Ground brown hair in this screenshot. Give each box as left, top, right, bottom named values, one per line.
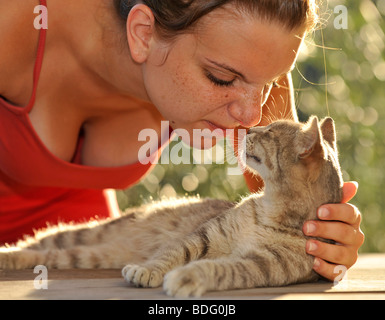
left=114, top=0, right=319, bottom=40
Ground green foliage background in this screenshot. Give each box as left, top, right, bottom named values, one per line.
left=117, top=0, right=385, bottom=253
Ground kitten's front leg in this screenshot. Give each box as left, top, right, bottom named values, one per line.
left=123, top=220, right=232, bottom=288
left=122, top=233, right=208, bottom=288
left=122, top=243, right=187, bottom=288
left=163, top=262, right=209, bottom=297
left=163, top=255, right=269, bottom=298
left=122, top=263, right=164, bottom=288
left=163, top=259, right=231, bottom=297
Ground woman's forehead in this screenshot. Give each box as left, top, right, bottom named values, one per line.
left=192, top=13, right=305, bottom=83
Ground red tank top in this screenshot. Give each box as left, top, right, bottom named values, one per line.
left=0, top=0, right=170, bottom=244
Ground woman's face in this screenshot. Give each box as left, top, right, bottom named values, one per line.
left=142, top=7, right=305, bottom=147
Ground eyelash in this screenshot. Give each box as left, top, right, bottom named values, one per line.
left=205, top=72, right=235, bottom=87
left=205, top=71, right=280, bottom=89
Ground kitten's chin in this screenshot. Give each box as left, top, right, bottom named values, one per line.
left=245, top=166, right=259, bottom=176
left=244, top=159, right=261, bottom=176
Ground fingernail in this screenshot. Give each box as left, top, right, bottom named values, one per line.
left=313, top=258, right=321, bottom=269
left=318, top=207, right=330, bottom=219
left=305, top=222, right=317, bottom=235
left=307, top=241, right=318, bottom=253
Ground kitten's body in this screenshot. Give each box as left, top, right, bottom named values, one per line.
left=0, top=117, right=343, bottom=297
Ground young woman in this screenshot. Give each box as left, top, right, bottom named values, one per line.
left=0, top=0, right=364, bottom=281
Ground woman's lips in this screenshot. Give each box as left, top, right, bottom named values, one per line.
left=204, top=120, right=236, bottom=132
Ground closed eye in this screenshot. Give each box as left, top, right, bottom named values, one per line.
left=246, top=153, right=262, bottom=163
left=264, top=125, right=274, bottom=134
left=205, top=72, right=236, bottom=87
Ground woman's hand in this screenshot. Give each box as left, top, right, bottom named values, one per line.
left=303, top=182, right=365, bottom=281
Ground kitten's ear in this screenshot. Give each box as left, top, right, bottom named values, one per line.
left=298, top=116, right=324, bottom=160
left=320, top=117, right=337, bottom=150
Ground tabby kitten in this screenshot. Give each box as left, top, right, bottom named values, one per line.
left=0, top=116, right=343, bottom=298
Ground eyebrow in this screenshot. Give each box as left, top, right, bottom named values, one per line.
left=205, top=58, right=248, bottom=82
left=206, top=58, right=296, bottom=83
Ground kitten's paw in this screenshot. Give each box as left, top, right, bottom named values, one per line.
left=163, top=266, right=206, bottom=298
left=122, top=264, right=163, bottom=288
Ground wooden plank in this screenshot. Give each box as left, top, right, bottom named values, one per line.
left=0, top=254, right=384, bottom=300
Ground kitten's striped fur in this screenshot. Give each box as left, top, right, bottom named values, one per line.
left=0, top=117, right=343, bottom=297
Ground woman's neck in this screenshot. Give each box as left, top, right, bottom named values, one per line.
left=52, top=0, right=150, bottom=102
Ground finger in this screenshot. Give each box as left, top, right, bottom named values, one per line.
left=312, top=258, right=348, bottom=282
left=341, top=181, right=358, bottom=203
left=303, top=221, right=357, bottom=245
left=306, top=240, right=357, bottom=268
left=317, top=203, right=361, bottom=227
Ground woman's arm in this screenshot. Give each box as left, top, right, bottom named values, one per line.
left=241, top=73, right=365, bottom=282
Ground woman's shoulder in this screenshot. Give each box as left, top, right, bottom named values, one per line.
left=0, top=0, right=40, bottom=100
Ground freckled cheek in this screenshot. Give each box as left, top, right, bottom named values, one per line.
left=172, top=72, right=228, bottom=115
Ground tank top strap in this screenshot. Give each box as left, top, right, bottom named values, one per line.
left=25, top=0, right=47, bottom=113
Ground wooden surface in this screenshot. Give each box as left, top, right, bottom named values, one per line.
left=1, top=254, right=384, bottom=300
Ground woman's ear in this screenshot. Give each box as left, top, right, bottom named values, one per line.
left=126, top=4, right=156, bottom=64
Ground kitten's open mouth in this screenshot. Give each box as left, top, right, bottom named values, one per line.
left=246, top=153, right=261, bottom=164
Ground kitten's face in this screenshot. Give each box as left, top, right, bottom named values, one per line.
left=243, top=117, right=340, bottom=186
left=244, top=120, right=302, bottom=181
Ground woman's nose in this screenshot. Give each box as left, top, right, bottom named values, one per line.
left=227, top=89, right=263, bottom=128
